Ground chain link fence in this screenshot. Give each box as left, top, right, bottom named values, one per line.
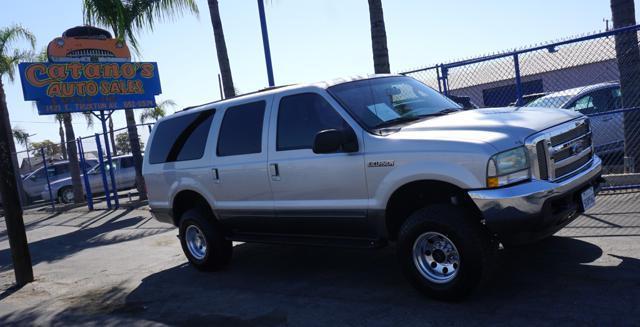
left=402, top=25, right=640, bottom=191
left=12, top=122, right=152, bottom=210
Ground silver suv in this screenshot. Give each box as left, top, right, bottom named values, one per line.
left=143, top=75, right=603, bottom=300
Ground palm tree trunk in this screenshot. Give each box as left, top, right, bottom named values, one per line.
left=0, top=78, right=33, bottom=285
left=62, top=113, right=84, bottom=203
left=59, top=122, right=67, bottom=160
left=207, top=0, right=236, bottom=98
left=368, top=0, right=391, bottom=74
left=109, top=117, right=117, bottom=156
left=125, top=109, right=147, bottom=200
left=612, top=0, right=640, bottom=173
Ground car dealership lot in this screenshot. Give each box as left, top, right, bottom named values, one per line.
left=0, top=191, right=639, bottom=326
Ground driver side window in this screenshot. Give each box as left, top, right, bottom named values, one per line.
left=276, top=93, right=349, bottom=151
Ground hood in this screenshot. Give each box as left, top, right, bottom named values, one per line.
left=395, top=107, right=582, bottom=151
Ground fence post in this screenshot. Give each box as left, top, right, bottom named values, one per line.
left=513, top=53, right=524, bottom=106
left=95, top=134, right=112, bottom=209
left=440, top=65, right=449, bottom=96
left=77, top=138, right=93, bottom=211
left=100, top=111, right=119, bottom=209
left=40, top=149, right=55, bottom=210
left=435, top=66, right=442, bottom=93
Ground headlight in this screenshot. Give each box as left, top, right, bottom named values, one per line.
left=56, top=38, right=64, bottom=46
left=116, top=41, right=124, bottom=48
left=486, top=146, right=530, bottom=188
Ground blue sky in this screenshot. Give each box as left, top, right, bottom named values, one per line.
left=2, top=0, right=637, bottom=149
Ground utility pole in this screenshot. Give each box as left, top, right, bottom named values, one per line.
left=257, top=0, right=275, bottom=87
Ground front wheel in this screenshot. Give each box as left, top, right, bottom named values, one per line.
left=398, top=204, right=496, bottom=301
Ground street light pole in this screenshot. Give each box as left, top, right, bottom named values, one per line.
left=257, top=0, right=275, bottom=87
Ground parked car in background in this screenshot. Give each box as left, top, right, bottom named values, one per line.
left=41, top=155, right=138, bottom=204
left=508, top=92, right=548, bottom=106
left=526, top=82, right=623, bottom=156
left=22, top=159, right=98, bottom=201
left=47, top=25, right=131, bottom=63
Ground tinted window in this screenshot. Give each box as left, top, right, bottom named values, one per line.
left=120, top=156, right=135, bottom=168
left=54, top=163, right=69, bottom=175
left=217, top=101, right=265, bottom=156
left=567, top=89, right=614, bottom=114
left=149, top=110, right=215, bottom=164
left=277, top=93, right=347, bottom=151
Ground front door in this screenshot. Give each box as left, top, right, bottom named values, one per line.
left=267, top=91, right=370, bottom=238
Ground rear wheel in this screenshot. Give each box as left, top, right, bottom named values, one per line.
left=398, top=204, right=496, bottom=301
left=178, top=208, right=232, bottom=271
left=58, top=186, right=75, bottom=204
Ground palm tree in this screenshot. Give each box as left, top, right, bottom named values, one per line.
left=207, top=0, right=236, bottom=98
left=611, top=0, right=640, bottom=173
left=0, top=24, right=34, bottom=285
left=83, top=0, right=198, bottom=200
left=12, top=128, right=32, bottom=170
left=140, top=99, right=176, bottom=123
left=54, top=114, right=67, bottom=160
left=367, top=0, right=390, bottom=74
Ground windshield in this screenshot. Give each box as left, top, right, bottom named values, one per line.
left=328, top=76, right=461, bottom=130
left=525, top=94, right=573, bottom=108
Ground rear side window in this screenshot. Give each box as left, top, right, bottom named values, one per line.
left=277, top=93, right=347, bottom=151
left=149, top=110, right=215, bottom=164
left=217, top=101, right=265, bottom=156
left=120, top=156, right=135, bottom=168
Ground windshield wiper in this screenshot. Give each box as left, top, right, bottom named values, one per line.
left=374, top=108, right=461, bottom=129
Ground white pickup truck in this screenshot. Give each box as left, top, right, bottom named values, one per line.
left=143, top=75, right=603, bottom=300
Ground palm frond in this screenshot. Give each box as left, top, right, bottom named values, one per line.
left=83, top=0, right=198, bottom=55
left=0, top=24, right=36, bottom=56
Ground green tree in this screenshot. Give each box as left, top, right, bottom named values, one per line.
left=207, top=0, right=236, bottom=98
left=0, top=24, right=35, bottom=285
left=611, top=0, right=640, bottom=172
left=83, top=0, right=199, bottom=200
left=139, top=99, right=176, bottom=123
left=12, top=128, right=30, bottom=149
left=368, top=0, right=390, bottom=74
left=30, top=140, right=62, bottom=158
left=116, top=132, right=144, bottom=154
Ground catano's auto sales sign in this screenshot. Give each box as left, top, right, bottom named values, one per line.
left=18, top=62, right=162, bottom=115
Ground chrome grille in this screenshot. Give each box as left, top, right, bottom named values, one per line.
left=67, top=49, right=115, bottom=58
left=527, top=118, right=593, bottom=182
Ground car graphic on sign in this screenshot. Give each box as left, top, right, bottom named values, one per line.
left=47, top=26, right=131, bottom=63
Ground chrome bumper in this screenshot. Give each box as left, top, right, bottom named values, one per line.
left=468, top=155, right=603, bottom=244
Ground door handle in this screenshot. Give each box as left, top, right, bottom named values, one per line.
left=269, top=163, right=281, bottom=181
left=212, top=168, right=220, bottom=184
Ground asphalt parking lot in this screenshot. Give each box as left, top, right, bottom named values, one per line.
left=0, top=190, right=639, bottom=326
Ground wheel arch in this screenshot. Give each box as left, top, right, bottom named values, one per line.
left=171, top=189, right=216, bottom=226
left=384, top=179, right=481, bottom=241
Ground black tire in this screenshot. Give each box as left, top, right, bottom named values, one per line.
left=178, top=208, right=232, bottom=271
left=397, top=204, right=496, bottom=301
left=58, top=186, right=75, bottom=204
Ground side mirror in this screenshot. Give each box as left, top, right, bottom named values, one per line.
left=313, top=129, right=358, bottom=154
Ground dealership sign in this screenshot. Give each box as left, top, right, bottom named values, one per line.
left=18, top=62, right=161, bottom=115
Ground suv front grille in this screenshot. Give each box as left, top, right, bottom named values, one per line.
left=529, top=118, right=593, bottom=182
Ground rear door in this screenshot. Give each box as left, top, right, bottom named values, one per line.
left=206, top=98, right=274, bottom=233
left=116, top=156, right=136, bottom=189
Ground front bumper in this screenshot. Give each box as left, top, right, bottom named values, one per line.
left=468, top=155, right=603, bottom=245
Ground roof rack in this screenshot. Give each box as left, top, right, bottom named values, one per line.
left=179, top=84, right=295, bottom=112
